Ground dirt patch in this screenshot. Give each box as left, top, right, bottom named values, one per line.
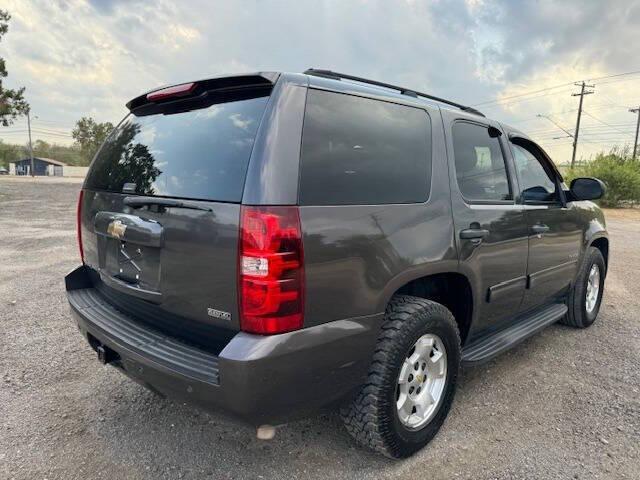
left=1, top=178, right=639, bottom=479
left=602, top=207, right=640, bottom=222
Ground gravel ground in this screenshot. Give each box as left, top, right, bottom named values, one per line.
left=1, top=178, right=638, bottom=480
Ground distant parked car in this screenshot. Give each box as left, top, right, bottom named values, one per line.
left=0, top=167, right=8, bottom=175
left=66, top=70, right=609, bottom=458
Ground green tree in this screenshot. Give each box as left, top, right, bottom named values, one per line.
left=566, top=147, right=640, bottom=207
left=89, top=122, right=160, bottom=195
left=71, top=116, right=114, bottom=163
left=0, top=139, right=85, bottom=169
left=31, top=139, right=83, bottom=166
left=0, top=10, right=29, bottom=127
left=0, top=139, right=22, bottom=168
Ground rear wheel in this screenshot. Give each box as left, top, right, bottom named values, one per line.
left=341, top=295, right=460, bottom=458
left=561, top=246, right=606, bottom=328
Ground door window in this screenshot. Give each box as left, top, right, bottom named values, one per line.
left=510, top=142, right=558, bottom=202
left=452, top=122, right=512, bottom=202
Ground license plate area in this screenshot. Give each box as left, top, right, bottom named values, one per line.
left=103, top=239, right=161, bottom=291
left=93, top=211, right=164, bottom=299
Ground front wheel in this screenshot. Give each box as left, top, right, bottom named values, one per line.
left=341, top=295, right=460, bottom=458
left=561, top=246, right=606, bottom=328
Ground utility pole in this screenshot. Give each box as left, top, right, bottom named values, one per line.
left=631, top=106, right=640, bottom=160
left=571, top=81, right=595, bottom=168
left=26, top=108, right=35, bottom=177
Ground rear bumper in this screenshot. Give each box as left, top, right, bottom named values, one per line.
left=65, top=266, right=383, bottom=424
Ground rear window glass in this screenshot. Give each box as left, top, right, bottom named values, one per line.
left=299, top=90, right=432, bottom=205
left=85, top=96, right=269, bottom=202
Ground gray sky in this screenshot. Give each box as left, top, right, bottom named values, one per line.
left=2, top=0, right=640, bottom=163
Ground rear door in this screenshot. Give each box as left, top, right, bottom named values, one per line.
left=80, top=77, right=274, bottom=347
left=506, top=136, right=582, bottom=311
left=443, top=112, right=530, bottom=341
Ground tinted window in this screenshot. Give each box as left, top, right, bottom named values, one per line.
left=511, top=142, right=558, bottom=201
left=85, top=96, right=269, bottom=202
left=299, top=90, right=431, bottom=205
left=452, top=122, right=511, bottom=201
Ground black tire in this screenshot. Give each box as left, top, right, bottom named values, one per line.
left=561, top=246, right=606, bottom=328
left=341, top=295, right=460, bottom=458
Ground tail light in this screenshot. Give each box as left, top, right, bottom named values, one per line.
left=239, top=206, right=304, bottom=334
left=76, top=189, right=85, bottom=263
left=147, top=82, right=196, bottom=102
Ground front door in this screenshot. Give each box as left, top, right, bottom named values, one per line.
left=444, top=113, right=530, bottom=342
left=507, top=137, right=583, bottom=311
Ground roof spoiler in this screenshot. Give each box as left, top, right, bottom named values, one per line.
left=304, top=68, right=485, bottom=117
left=126, top=72, right=279, bottom=112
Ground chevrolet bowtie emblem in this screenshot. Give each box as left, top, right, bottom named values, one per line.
left=107, top=219, right=127, bottom=239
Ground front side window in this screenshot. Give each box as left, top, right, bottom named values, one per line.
left=510, top=142, right=558, bottom=202
left=452, top=122, right=512, bottom=202
left=299, top=90, right=432, bottom=205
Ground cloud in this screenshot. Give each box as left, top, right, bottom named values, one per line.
left=1, top=0, right=638, bottom=162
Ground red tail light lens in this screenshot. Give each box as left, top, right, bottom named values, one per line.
left=239, top=206, right=304, bottom=334
left=77, top=189, right=85, bottom=263
left=146, top=82, right=196, bottom=102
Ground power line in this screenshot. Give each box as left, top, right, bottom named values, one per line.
left=32, top=118, right=75, bottom=126
left=598, top=95, right=631, bottom=109
left=582, top=110, right=634, bottom=137
left=473, top=82, right=575, bottom=106
left=475, top=87, right=575, bottom=109
left=586, top=69, right=640, bottom=83
left=29, top=124, right=72, bottom=132
left=536, top=114, right=574, bottom=138
left=528, top=124, right=639, bottom=136
left=472, top=69, right=640, bottom=107
left=31, top=128, right=72, bottom=136
left=2, top=127, right=72, bottom=137
left=592, top=76, right=640, bottom=87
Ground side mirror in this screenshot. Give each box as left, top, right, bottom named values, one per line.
left=570, top=177, right=606, bottom=201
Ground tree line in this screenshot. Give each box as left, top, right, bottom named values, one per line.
left=0, top=117, right=114, bottom=169
left=0, top=9, right=114, bottom=169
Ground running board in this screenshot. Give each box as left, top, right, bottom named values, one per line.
left=462, top=303, right=567, bottom=366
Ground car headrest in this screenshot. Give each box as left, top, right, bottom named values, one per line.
left=456, top=146, right=478, bottom=173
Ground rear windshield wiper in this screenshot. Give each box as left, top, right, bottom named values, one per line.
left=124, top=196, right=212, bottom=212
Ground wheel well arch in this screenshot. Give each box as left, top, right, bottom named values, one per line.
left=590, top=237, right=609, bottom=271
left=393, top=272, right=474, bottom=344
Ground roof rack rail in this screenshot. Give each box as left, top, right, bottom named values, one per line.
left=303, top=68, right=485, bottom=117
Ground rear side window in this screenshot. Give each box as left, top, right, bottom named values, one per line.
left=85, top=96, right=269, bottom=202
left=299, top=90, right=432, bottom=205
left=452, top=122, right=512, bottom=202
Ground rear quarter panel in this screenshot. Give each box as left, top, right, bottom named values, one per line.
left=299, top=105, right=459, bottom=326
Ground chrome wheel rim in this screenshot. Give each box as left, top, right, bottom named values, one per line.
left=396, top=334, right=447, bottom=430
left=585, top=264, right=601, bottom=314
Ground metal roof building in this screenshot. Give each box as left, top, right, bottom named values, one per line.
left=9, top=157, right=67, bottom=176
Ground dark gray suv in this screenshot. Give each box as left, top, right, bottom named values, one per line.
left=65, top=70, right=608, bottom=458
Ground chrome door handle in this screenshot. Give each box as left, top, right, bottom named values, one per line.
left=531, top=224, right=550, bottom=235
left=460, top=228, right=490, bottom=240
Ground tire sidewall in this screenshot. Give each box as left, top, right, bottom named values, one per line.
left=385, top=309, right=460, bottom=452
left=576, top=249, right=606, bottom=326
